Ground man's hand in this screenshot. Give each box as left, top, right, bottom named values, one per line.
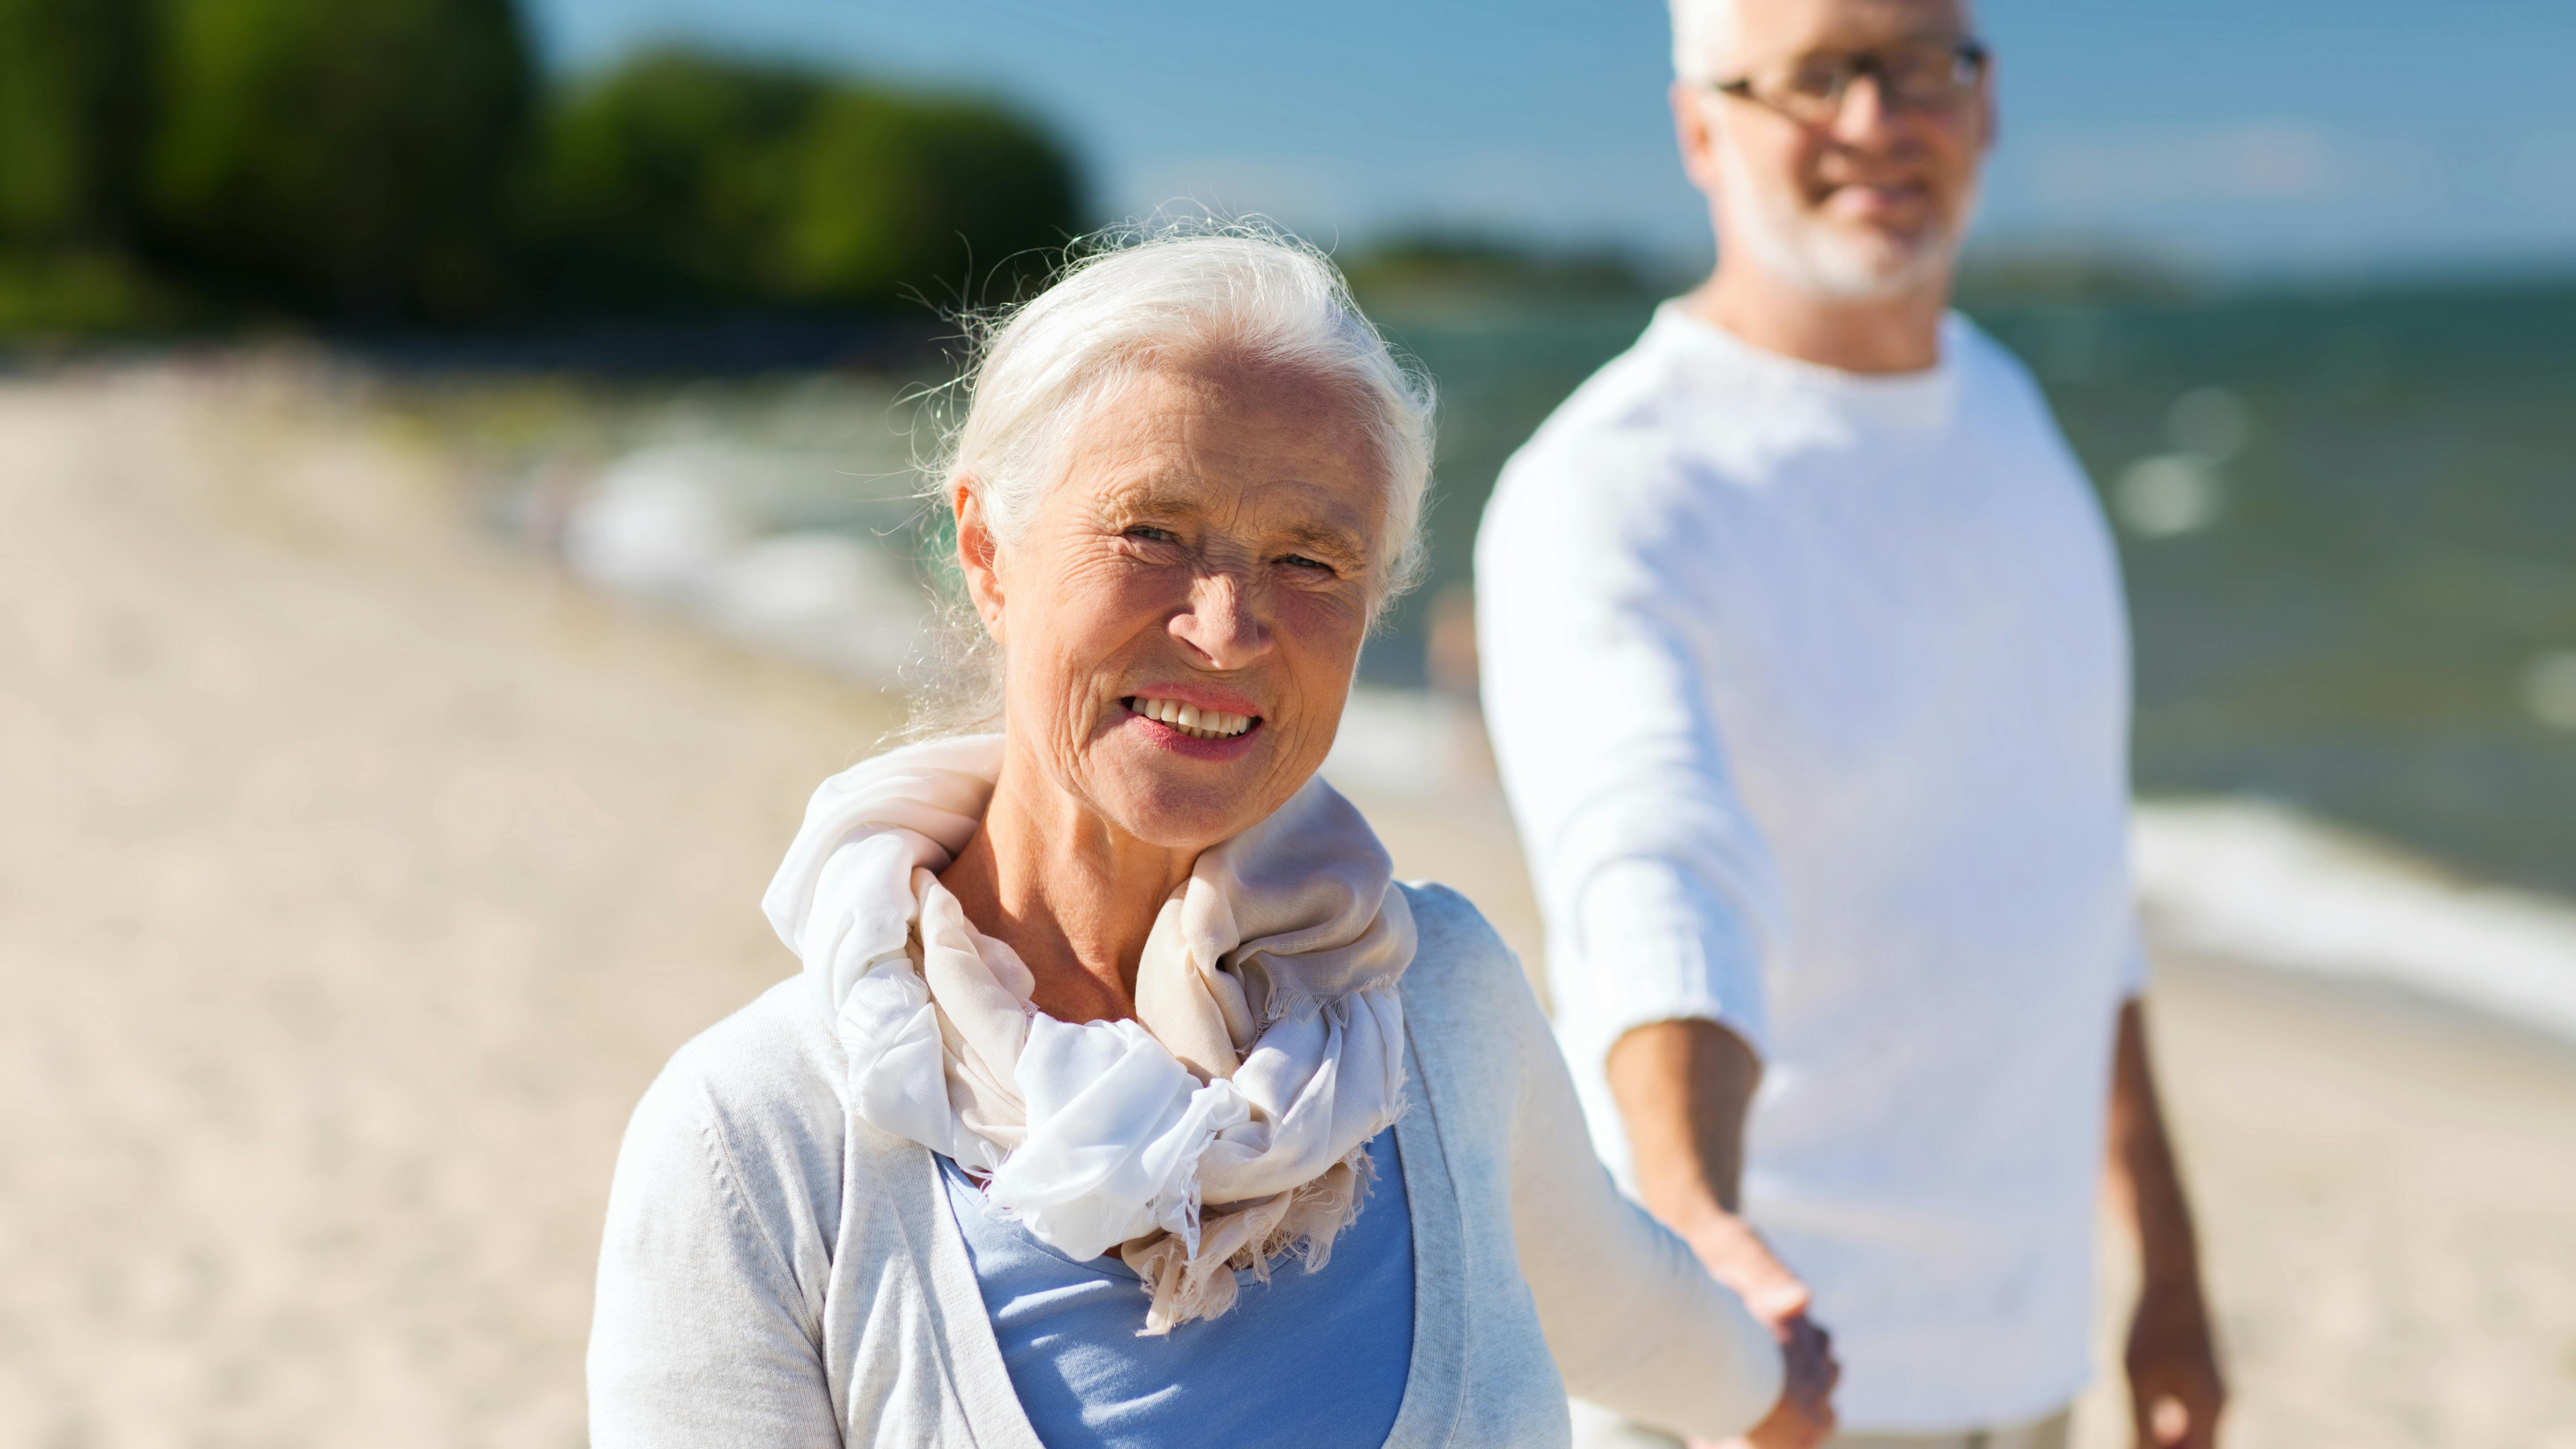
left=2106, top=1001, right=2225, bottom=1449
left=2125, top=1275, right=2224, bottom=1449
left=1681, top=1203, right=1812, bottom=1324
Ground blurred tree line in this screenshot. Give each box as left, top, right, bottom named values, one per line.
left=0, top=0, right=1081, bottom=332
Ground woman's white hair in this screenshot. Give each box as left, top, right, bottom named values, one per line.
left=907, top=219, right=1437, bottom=735
left=1670, top=0, right=1739, bottom=83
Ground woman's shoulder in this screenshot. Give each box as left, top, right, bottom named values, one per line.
left=652, top=975, right=844, bottom=1115
left=616, top=976, right=852, bottom=1225
left=594, top=979, right=881, bottom=1415
left=1395, top=880, right=1512, bottom=969
left=1393, top=880, right=1541, bottom=1034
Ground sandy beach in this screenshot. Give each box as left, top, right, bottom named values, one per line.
left=4, top=365, right=2572, bottom=1446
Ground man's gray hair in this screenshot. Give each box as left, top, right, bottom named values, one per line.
left=910, top=220, right=1436, bottom=734
left=1669, top=0, right=1739, bottom=83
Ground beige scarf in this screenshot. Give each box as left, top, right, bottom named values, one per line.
left=763, top=734, right=1415, bottom=1332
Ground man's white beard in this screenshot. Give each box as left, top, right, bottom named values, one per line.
left=1716, top=141, right=1977, bottom=302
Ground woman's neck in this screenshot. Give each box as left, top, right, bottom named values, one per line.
left=936, top=753, right=1196, bottom=1025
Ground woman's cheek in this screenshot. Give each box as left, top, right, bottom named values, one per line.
left=1036, top=559, right=1158, bottom=664
left=1276, top=584, right=1371, bottom=664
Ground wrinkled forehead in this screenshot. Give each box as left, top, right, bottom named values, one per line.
left=1708, top=0, right=1974, bottom=66
left=1051, top=353, right=1393, bottom=537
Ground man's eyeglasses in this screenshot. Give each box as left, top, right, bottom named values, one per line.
left=1710, top=38, right=1988, bottom=124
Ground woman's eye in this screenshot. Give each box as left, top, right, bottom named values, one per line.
left=1281, top=553, right=1335, bottom=573
left=1124, top=525, right=1179, bottom=545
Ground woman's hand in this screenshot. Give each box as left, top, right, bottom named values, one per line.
left=1693, top=1309, right=1837, bottom=1449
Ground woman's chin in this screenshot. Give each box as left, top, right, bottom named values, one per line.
left=1095, top=722, right=1297, bottom=847
left=1119, top=709, right=1265, bottom=765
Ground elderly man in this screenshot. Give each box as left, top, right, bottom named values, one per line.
left=1475, top=2, right=2226, bottom=1447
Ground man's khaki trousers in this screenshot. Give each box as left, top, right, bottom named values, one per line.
left=1826, top=1411, right=2071, bottom=1449
left=1569, top=1400, right=2072, bottom=1449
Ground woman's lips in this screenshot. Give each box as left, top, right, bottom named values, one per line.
left=1122, top=697, right=1263, bottom=758
left=1124, top=694, right=1257, bottom=740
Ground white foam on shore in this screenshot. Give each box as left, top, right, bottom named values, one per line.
left=2134, top=798, right=2576, bottom=1046
left=555, top=446, right=927, bottom=684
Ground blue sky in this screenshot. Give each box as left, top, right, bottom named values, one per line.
left=526, top=0, right=2576, bottom=279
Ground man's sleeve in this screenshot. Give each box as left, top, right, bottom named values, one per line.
left=1474, top=452, right=1785, bottom=1086
left=2119, top=888, right=2152, bottom=1000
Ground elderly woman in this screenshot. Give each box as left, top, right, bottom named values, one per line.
left=586, top=230, right=1789, bottom=1448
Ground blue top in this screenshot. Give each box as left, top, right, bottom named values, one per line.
left=937, top=1127, right=1415, bottom=1449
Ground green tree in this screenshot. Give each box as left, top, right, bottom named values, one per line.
left=535, top=49, right=1081, bottom=313
left=140, top=0, right=535, bottom=320
left=783, top=90, right=1078, bottom=307
left=532, top=50, right=827, bottom=307
left=0, top=0, right=153, bottom=247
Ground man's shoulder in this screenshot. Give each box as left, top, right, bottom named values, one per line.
left=1483, top=328, right=1723, bottom=551
left=1507, top=326, right=1707, bottom=484
left=1938, top=315, right=2106, bottom=514
left=1945, top=313, right=2063, bottom=421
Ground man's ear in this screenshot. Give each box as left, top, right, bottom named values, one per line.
left=952, top=479, right=1006, bottom=645
left=1670, top=80, right=1725, bottom=199
left=1979, top=51, right=2000, bottom=154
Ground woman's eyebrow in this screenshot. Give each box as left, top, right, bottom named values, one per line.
left=1275, top=520, right=1368, bottom=558
left=1096, top=477, right=1369, bottom=557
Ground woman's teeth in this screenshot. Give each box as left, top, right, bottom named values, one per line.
left=1128, top=697, right=1254, bottom=740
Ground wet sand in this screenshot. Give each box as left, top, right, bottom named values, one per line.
left=3, top=366, right=2570, bottom=1446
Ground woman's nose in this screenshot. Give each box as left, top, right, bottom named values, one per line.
left=1169, top=571, right=1271, bottom=669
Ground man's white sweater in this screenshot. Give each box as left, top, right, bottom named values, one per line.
left=1478, top=302, right=2144, bottom=1433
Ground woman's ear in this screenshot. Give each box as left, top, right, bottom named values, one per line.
left=952, top=479, right=1007, bottom=644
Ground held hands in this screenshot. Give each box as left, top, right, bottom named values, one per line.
left=1605, top=1020, right=1835, bottom=1449
left=2126, top=1275, right=2225, bottom=1449
left=1731, top=1312, right=1838, bottom=1449
left=1682, top=1212, right=1838, bottom=1449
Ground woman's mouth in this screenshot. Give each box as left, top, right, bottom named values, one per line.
left=1124, top=695, right=1258, bottom=741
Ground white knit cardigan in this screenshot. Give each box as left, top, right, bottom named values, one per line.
left=588, top=881, right=1784, bottom=1447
